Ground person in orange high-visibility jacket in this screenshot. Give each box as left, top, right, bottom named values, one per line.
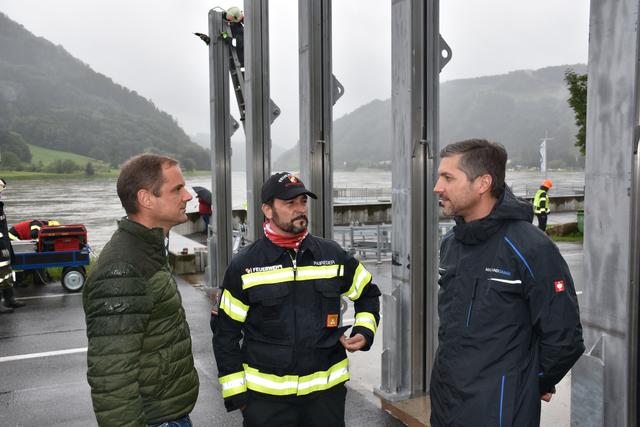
left=212, top=172, right=381, bottom=427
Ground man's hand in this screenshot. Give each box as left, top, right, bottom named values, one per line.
left=340, top=333, right=367, bottom=352
left=541, top=392, right=555, bottom=402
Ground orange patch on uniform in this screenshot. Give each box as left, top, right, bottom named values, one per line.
left=326, top=314, right=339, bottom=328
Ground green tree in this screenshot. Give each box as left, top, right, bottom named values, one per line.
left=85, top=162, right=95, bottom=176
left=0, top=151, right=21, bottom=170
left=564, top=69, right=587, bottom=155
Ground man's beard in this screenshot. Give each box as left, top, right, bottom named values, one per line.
left=272, top=211, right=308, bottom=234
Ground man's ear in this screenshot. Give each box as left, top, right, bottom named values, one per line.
left=477, top=174, right=493, bottom=195
left=137, top=189, right=153, bottom=211
left=261, top=203, right=273, bottom=220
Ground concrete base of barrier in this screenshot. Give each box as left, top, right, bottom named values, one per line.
left=380, top=395, right=431, bottom=427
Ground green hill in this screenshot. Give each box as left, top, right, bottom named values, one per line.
left=28, top=144, right=100, bottom=165
left=275, top=64, right=586, bottom=170
left=0, top=12, right=210, bottom=170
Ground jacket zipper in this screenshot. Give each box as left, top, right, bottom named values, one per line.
left=288, top=250, right=298, bottom=361
left=465, top=279, right=478, bottom=327
left=288, top=250, right=298, bottom=280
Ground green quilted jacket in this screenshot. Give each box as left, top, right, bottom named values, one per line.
left=83, top=219, right=199, bottom=426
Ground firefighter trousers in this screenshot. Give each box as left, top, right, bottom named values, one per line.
left=242, top=383, right=347, bottom=427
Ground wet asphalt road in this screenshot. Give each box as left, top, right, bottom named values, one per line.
left=0, top=275, right=403, bottom=427
left=0, top=236, right=583, bottom=427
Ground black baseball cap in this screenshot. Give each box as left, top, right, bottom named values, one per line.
left=261, top=172, right=317, bottom=203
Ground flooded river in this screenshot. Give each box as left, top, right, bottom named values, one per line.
left=1, top=170, right=584, bottom=253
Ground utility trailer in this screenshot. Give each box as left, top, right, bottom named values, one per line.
left=11, top=224, right=90, bottom=292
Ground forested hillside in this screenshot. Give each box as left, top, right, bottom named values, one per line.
left=275, top=64, right=587, bottom=170
left=0, top=13, right=210, bottom=170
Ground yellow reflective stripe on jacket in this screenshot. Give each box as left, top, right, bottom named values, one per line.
left=342, top=263, right=372, bottom=301
left=295, top=264, right=343, bottom=281
left=30, top=225, right=41, bottom=230
left=242, top=267, right=295, bottom=290
left=219, top=289, right=249, bottom=322
left=219, top=371, right=247, bottom=398
left=8, top=232, right=19, bottom=241
left=354, top=312, right=377, bottom=334
left=297, top=358, right=349, bottom=395
left=243, top=358, right=350, bottom=396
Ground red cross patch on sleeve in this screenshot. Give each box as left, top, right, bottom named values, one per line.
left=554, top=280, right=566, bottom=293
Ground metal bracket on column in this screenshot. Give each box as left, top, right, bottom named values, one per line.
left=230, top=116, right=240, bottom=136
left=270, top=99, right=281, bottom=124
left=332, top=74, right=344, bottom=105
left=439, top=35, right=452, bottom=71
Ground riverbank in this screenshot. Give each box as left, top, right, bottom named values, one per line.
left=0, top=169, right=215, bottom=180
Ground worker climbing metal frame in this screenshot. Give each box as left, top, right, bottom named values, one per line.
left=207, top=3, right=281, bottom=289
left=298, top=0, right=344, bottom=239
left=376, top=0, right=450, bottom=404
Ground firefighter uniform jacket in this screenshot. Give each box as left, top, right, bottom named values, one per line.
left=212, top=234, right=381, bottom=411
left=430, top=187, right=584, bottom=427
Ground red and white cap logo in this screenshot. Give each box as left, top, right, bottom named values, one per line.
left=554, top=280, right=566, bottom=293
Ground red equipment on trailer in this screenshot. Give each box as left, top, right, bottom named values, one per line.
left=11, top=224, right=91, bottom=292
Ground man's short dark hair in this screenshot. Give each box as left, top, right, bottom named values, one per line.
left=117, top=154, right=179, bottom=214
left=440, top=139, right=507, bottom=198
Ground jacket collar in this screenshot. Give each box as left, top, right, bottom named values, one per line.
left=260, top=232, right=320, bottom=263
left=118, top=217, right=166, bottom=249
left=453, top=186, right=533, bottom=245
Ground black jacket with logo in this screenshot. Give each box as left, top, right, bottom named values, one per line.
left=212, top=234, right=381, bottom=411
left=430, top=187, right=584, bottom=427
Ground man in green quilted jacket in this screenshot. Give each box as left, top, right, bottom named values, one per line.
left=83, top=154, right=199, bottom=427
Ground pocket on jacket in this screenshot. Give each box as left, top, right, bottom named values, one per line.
left=244, top=338, right=293, bottom=370
left=247, top=284, right=290, bottom=340
left=313, top=280, right=343, bottom=348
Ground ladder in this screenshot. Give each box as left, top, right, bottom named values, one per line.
left=221, top=21, right=247, bottom=125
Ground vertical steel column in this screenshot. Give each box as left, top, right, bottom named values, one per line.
left=377, top=0, right=445, bottom=400
left=244, top=0, right=272, bottom=241
left=207, top=10, right=234, bottom=288
left=299, top=0, right=333, bottom=238
left=629, top=7, right=640, bottom=422
left=571, top=1, right=638, bottom=425
left=630, top=117, right=640, bottom=427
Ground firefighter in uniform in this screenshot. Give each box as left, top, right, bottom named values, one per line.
left=8, top=219, right=59, bottom=241
left=533, top=179, right=552, bottom=231
left=212, top=172, right=381, bottom=427
left=0, top=179, right=25, bottom=312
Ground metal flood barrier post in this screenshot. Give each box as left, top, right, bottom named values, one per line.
left=377, top=0, right=450, bottom=402
left=299, top=0, right=343, bottom=239
left=571, top=1, right=640, bottom=425
left=207, top=10, right=234, bottom=290
left=244, top=0, right=278, bottom=243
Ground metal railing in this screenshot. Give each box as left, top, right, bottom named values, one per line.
left=509, top=183, right=585, bottom=197
left=333, top=184, right=584, bottom=203
left=334, top=224, right=392, bottom=263
left=333, top=187, right=392, bottom=203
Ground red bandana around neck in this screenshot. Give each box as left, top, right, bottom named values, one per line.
left=263, top=221, right=308, bottom=250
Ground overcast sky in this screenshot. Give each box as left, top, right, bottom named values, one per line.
left=0, top=0, right=590, bottom=148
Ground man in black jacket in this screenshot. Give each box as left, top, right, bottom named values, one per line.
left=212, top=172, right=381, bottom=427
left=430, top=139, right=584, bottom=427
